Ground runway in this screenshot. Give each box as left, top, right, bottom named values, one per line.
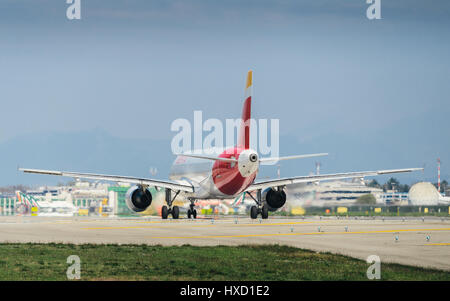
left=0, top=215, right=449, bottom=271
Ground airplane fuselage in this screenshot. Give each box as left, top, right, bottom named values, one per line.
left=170, top=147, right=259, bottom=199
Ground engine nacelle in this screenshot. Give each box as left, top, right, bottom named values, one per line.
left=262, top=188, right=286, bottom=212
left=125, top=185, right=153, bottom=212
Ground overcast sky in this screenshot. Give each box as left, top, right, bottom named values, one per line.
left=0, top=0, right=449, bottom=185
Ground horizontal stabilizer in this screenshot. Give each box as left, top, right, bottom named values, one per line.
left=175, top=154, right=238, bottom=163
left=260, top=153, right=328, bottom=163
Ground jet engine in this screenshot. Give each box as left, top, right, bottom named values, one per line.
left=262, top=188, right=286, bottom=211
left=125, top=185, right=152, bottom=212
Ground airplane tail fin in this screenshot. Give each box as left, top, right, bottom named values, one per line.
left=238, top=70, right=252, bottom=149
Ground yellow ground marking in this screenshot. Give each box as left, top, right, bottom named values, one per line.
left=229, top=221, right=319, bottom=226
left=83, top=221, right=321, bottom=230
left=425, top=243, right=450, bottom=246
left=39, top=220, right=111, bottom=225
left=133, top=220, right=173, bottom=224
left=84, top=226, right=168, bottom=230
left=150, top=228, right=450, bottom=239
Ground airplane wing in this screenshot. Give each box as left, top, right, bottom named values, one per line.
left=19, top=168, right=194, bottom=192
left=245, top=168, right=423, bottom=191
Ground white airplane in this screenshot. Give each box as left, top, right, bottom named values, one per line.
left=20, top=71, right=422, bottom=219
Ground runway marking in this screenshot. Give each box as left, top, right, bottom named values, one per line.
left=83, top=225, right=207, bottom=230
left=82, top=221, right=320, bottom=230
left=425, top=243, right=450, bottom=246
left=150, top=228, right=450, bottom=239
left=224, top=221, right=320, bottom=226
left=134, top=221, right=174, bottom=224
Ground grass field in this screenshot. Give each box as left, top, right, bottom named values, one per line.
left=0, top=243, right=448, bottom=280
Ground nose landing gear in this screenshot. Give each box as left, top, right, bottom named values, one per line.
left=248, top=189, right=269, bottom=219
left=187, top=199, right=197, bottom=219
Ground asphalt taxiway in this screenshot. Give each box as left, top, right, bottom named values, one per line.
left=0, top=215, right=449, bottom=271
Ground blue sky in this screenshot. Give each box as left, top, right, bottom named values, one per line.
left=0, top=0, right=449, bottom=185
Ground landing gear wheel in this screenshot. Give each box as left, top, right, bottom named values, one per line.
left=261, top=206, right=269, bottom=219
left=172, top=206, right=179, bottom=219
left=161, top=205, right=169, bottom=219
left=250, top=206, right=258, bottom=219
left=188, top=200, right=197, bottom=219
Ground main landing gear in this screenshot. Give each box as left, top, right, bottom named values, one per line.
left=161, top=189, right=181, bottom=219
left=187, top=199, right=197, bottom=219
left=248, top=189, right=269, bottom=219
